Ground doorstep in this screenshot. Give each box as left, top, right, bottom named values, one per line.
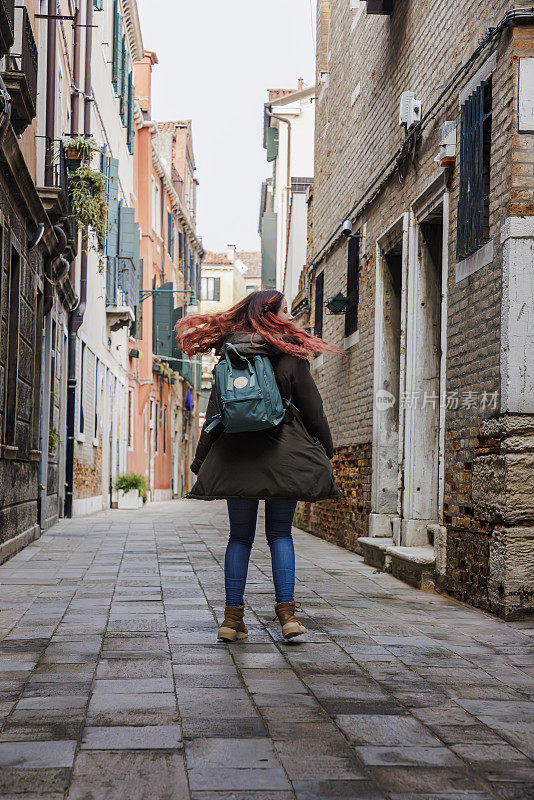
left=358, top=537, right=393, bottom=570
left=387, top=545, right=436, bottom=591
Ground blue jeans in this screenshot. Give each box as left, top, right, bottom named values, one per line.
left=225, top=499, right=297, bottom=605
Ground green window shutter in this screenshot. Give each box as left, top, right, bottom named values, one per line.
left=172, top=305, right=183, bottom=363
left=266, top=127, right=279, bottom=162
left=112, top=3, right=121, bottom=89
left=132, top=259, right=143, bottom=339
left=105, top=157, right=120, bottom=258
left=152, top=282, right=174, bottom=359
left=119, top=36, right=127, bottom=119
left=127, top=71, right=134, bottom=153
left=213, top=277, right=221, bottom=301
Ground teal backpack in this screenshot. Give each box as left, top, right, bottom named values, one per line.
left=205, top=343, right=289, bottom=433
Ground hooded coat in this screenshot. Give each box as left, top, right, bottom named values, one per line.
left=188, top=332, right=341, bottom=502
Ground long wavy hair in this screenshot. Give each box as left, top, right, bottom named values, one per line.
left=176, top=289, right=341, bottom=359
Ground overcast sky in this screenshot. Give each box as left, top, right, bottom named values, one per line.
left=137, top=0, right=316, bottom=254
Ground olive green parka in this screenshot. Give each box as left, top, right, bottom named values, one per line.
left=187, top=333, right=341, bottom=502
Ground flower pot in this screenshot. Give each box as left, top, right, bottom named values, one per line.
left=117, top=489, right=143, bottom=510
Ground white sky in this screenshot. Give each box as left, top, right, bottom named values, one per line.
left=137, top=0, right=316, bottom=254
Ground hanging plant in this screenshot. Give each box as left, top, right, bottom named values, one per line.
left=61, top=135, right=102, bottom=164
left=68, top=161, right=108, bottom=272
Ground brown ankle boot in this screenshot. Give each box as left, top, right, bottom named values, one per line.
left=274, top=601, right=306, bottom=640
left=217, top=605, right=248, bottom=642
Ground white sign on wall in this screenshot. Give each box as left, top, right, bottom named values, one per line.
left=519, top=58, right=534, bottom=133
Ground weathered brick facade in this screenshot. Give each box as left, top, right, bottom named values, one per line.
left=306, top=0, right=534, bottom=615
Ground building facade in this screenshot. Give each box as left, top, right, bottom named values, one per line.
left=259, top=82, right=315, bottom=304
left=298, top=0, right=534, bottom=616
left=128, top=53, right=202, bottom=500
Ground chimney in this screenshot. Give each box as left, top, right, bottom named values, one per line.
left=135, top=51, right=158, bottom=116
left=227, top=244, right=236, bottom=263
left=298, top=77, right=304, bottom=91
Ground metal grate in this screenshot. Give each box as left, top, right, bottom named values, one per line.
left=457, top=80, right=492, bottom=260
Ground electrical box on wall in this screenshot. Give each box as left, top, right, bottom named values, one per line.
left=399, top=91, right=422, bottom=129
left=435, top=120, right=457, bottom=167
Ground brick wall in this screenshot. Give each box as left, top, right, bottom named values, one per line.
left=295, top=442, right=372, bottom=550
left=308, top=0, right=529, bottom=608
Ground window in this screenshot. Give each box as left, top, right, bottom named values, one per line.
left=152, top=177, right=161, bottom=238
left=79, top=340, right=86, bottom=435
left=143, top=406, right=148, bottom=452
left=4, top=247, right=20, bottom=447
left=163, top=405, right=167, bottom=453
left=128, top=388, right=134, bottom=449
left=314, top=271, right=324, bottom=338
left=94, top=358, right=99, bottom=438
left=155, top=402, right=159, bottom=452
left=167, top=211, right=174, bottom=258
left=178, top=230, right=184, bottom=263
left=345, top=236, right=360, bottom=337
left=457, top=79, right=492, bottom=260
left=201, top=276, right=221, bottom=301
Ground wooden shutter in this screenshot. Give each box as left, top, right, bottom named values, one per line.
left=345, top=235, right=359, bottom=337
left=112, top=3, right=121, bottom=89
left=119, top=36, right=127, bottom=119
left=152, top=282, right=174, bottom=359
left=132, top=259, right=143, bottom=339
left=213, top=277, right=221, bottom=302
left=127, top=71, right=134, bottom=153
left=314, top=271, right=324, bottom=338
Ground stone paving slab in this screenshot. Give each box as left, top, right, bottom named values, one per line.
left=0, top=500, right=533, bottom=799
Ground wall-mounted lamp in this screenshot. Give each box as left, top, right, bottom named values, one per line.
left=325, top=292, right=349, bottom=315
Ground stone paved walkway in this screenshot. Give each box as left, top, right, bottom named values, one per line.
left=0, top=500, right=533, bottom=800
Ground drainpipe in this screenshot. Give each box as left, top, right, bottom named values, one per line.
left=65, top=0, right=93, bottom=518
left=44, top=0, right=56, bottom=187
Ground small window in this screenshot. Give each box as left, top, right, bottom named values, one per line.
left=167, top=212, right=174, bottom=258
left=201, top=276, right=221, bottom=301
left=79, top=341, right=86, bottom=435
left=4, top=247, right=20, bottom=447
left=345, top=236, right=360, bottom=337
left=314, top=271, right=324, bottom=338
left=155, top=402, right=159, bottom=452
left=457, top=79, right=492, bottom=259
left=128, top=388, right=134, bottom=449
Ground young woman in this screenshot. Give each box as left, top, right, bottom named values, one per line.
left=177, top=289, right=341, bottom=642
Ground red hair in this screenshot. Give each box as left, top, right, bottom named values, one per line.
left=176, top=289, right=342, bottom=359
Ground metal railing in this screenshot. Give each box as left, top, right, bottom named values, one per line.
left=0, top=0, right=15, bottom=58
left=53, top=142, right=78, bottom=246
left=10, top=5, right=37, bottom=107
left=106, top=256, right=138, bottom=313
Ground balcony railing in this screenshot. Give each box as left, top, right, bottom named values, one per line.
left=106, top=256, right=138, bottom=314
left=0, top=0, right=14, bottom=58
left=54, top=142, right=78, bottom=250
left=171, top=164, right=184, bottom=204
left=3, top=5, right=37, bottom=134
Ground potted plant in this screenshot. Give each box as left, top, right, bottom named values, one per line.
left=114, top=473, right=147, bottom=510
left=62, top=135, right=101, bottom=167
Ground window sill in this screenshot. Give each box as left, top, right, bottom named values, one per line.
left=29, top=449, right=41, bottom=462
left=343, top=330, right=360, bottom=350
left=76, top=433, right=85, bottom=443
left=1, top=445, right=18, bottom=460
left=455, top=239, right=494, bottom=283
left=92, top=437, right=99, bottom=447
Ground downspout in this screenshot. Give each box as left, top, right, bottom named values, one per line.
left=42, top=0, right=57, bottom=316
left=65, top=0, right=93, bottom=518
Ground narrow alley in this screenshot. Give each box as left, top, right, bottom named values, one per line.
left=0, top=501, right=532, bottom=800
